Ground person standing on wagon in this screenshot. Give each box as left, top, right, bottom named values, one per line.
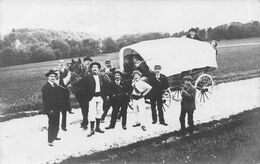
left=41, top=70, right=63, bottom=146
left=179, top=75, right=196, bottom=135
left=149, top=65, right=169, bottom=126
left=184, top=28, right=203, bottom=41
left=131, top=70, right=152, bottom=131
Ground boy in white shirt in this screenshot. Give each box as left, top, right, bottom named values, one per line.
left=131, top=70, right=152, bottom=131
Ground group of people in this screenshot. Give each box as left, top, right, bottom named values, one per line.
left=41, top=29, right=202, bottom=146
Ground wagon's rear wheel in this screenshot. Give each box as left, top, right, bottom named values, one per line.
left=195, top=74, right=214, bottom=105
left=162, top=88, right=172, bottom=109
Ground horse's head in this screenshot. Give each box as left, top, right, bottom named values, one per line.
left=67, top=58, right=85, bottom=86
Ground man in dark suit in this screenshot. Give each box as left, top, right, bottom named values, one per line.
left=105, top=70, right=133, bottom=130
left=57, top=60, right=73, bottom=132
left=100, top=59, right=115, bottom=122
left=41, top=70, right=62, bottom=146
left=149, top=65, right=169, bottom=126
left=85, top=62, right=111, bottom=137
left=180, top=75, right=196, bottom=135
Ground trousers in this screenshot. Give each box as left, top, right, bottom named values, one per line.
left=132, top=97, right=146, bottom=125
left=89, top=96, right=103, bottom=121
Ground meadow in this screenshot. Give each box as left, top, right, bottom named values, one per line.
left=0, top=37, right=260, bottom=121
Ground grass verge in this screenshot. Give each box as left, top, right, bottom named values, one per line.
left=59, top=107, right=260, bottom=164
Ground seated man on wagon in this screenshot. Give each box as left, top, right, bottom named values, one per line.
left=132, top=56, right=152, bottom=82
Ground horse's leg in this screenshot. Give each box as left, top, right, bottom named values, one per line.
left=75, top=93, right=87, bottom=129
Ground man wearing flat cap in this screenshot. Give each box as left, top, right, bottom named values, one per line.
left=179, top=75, right=196, bottom=135
left=105, top=70, right=133, bottom=130
left=84, top=62, right=111, bottom=137
left=41, top=70, right=63, bottom=146
left=149, top=65, right=169, bottom=126
left=101, top=59, right=116, bottom=74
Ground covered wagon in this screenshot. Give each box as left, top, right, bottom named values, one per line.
left=119, top=37, right=218, bottom=106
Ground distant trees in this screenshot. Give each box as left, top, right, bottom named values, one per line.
left=172, top=21, right=260, bottom=41
left=0, top=21, right=259, bottom=67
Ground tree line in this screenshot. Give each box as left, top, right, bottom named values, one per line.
left=0, top=21, right=259, bottom=67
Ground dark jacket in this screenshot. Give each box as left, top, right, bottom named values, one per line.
left=181, top=85, right=196, bottom=111
left=110, top=80, right=133, bottom=105
left=149, top=73, right=169, bottom=98
left=84, top=73, right=112, bottom=101
left=41, top=82, right=63, bottom=115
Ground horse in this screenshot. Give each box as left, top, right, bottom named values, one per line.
left=67, top=58, right=90, bottom=129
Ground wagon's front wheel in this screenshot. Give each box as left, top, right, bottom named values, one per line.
left=162, top=88, right=172, bottom=110
left=195, top=74, right=214, bottom=105
left=171, top=87, right=182, bottom=102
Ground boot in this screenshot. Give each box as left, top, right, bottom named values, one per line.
left=95, top=118, right=104, bottom=133
left=87, top=121, right=95, bottom=137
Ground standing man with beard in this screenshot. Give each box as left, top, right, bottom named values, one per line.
left=149, top=65, right=169, bottom=126
left=86, top=62, right=111, bottom=137
left=105, top=70, right=133, bottom=130
left=41, top=70, right=62, bottom=146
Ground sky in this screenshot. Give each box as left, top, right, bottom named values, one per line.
left=0, top=0, right=260, bottom=39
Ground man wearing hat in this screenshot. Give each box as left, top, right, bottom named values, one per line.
left=179, top=75, right=196, bottom=135
left=149, top=65, right=169, bottom=126
left=131, top=70, right=152, bottom=131
left=41, top=70, right=63, bottom=146
left=101, top=59, right=116, bottom=74
left=105, top=70, right=133, bottom=130
left=85, top=62, right=111, bottom=137
left=185, top=28, right=203, bottom=41
left=57, top=60, right=73, bottom=132
left=100, top=59, right=115, bottom=122
left=83, top=56, right=93, bottom=72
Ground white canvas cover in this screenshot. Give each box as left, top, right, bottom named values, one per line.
left=119, top=37, right=218, bottom=77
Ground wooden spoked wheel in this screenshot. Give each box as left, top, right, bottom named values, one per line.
left=162, top=88, right=172, bottom=109
left=195, top=74, right=214, bottom=105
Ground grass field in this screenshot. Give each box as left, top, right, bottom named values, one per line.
left=0, top=37, right=260, bottom=121
left=59, top=107, right=260, bottom=164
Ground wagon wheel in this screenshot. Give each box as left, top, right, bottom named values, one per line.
left=195, top=74, right=214, bottom=105
left=162, top=88, right=172, bottom=110
left=171, top=87, right=182, bottom=102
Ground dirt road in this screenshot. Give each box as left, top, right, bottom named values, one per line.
left=0, top=78, right=259, bottom=164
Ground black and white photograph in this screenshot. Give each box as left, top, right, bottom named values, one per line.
left=0, top=0, right=260, bottom=163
